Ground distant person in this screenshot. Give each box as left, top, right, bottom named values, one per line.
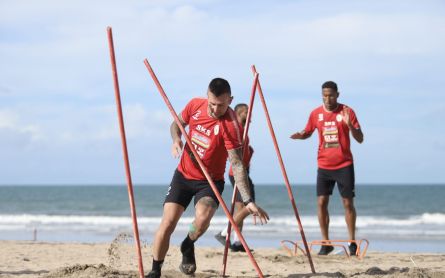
left=214, top=103, right=256, bottom=252
left=147, top=78, right=269, bottom=278
left=290, top=81, right=363, bottom=256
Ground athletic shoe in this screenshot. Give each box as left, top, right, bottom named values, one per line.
left=145, top=270, right=160, bottom=278
left=230, top=243, right=253, bottom=253
left=214, top=232, right=228, bottom=247
left=179, top=244, right=196, bottom=275
left=349, top=242, right=357, bottom=256
left=318, top=245, right=334, bottom=255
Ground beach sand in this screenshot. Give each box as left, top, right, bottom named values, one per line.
left=0, top=238, right=444, bottom=278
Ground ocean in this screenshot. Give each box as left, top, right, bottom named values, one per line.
left=0, top=185, right=444, bottom=253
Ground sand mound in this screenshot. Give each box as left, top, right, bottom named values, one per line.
left=42, top=264, right=138, bottom=278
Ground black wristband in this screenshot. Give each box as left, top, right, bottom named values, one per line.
left=243, top=198, right=253, bottom=206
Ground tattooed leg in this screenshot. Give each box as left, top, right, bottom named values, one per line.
left=189, top=196, right=218, bottom=240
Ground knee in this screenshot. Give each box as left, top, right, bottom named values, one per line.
left=342, top=198, right=355, bottom=211
left=317, top=196, right=329, bottom=209
left=158, top=219, right=177, bottom=235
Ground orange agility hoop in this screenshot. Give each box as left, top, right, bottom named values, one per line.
left=280, top=238, right=370, bottom=260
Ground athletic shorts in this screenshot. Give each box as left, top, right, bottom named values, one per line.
left=317, top=164, right=355, bottom=198
left=228, top=175, right=255, bottom=203
left=164, top=169, right=225, bottom=209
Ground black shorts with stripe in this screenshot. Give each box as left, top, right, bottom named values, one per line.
left=317, top=164, right=355, bottom=198
left=164, top=169, right=224, bottom=209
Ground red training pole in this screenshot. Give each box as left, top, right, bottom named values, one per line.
left=221, top=73, right=259, bottom=276
left=144, top=59, right=264, bottom=278
left=107, top=26, right=145, bottom=278
left=251, top=65, right=316, bottom=273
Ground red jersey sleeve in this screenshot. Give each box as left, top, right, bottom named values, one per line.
left=303, top=110, right=317, bottom=135
left=348, top=107, right=361, bottom=130
left=180, top=98, right=197, bottom=125
left=222, top=110, right=243, bottom=151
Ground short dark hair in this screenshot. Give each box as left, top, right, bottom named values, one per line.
left=234, top=103, right=248, bottom=112
left=208, top=78, right=231, bottom=97
left=322, top=81, right=338, bottom=92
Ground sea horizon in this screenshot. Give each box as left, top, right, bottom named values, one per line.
left=1, top=185, right=444, bottom=253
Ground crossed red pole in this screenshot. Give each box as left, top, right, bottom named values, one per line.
left=106, top=27, right=145, bottom=278
left=221, top=73, right=258, bottom=276
left=251, top=65, right=316, bottom=273
left=143, top=59, right=265, bottom=278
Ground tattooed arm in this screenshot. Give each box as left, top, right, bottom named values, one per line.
left=228, top=148, right=269, bottom=224
left=170, top=114, right=187, bottom=158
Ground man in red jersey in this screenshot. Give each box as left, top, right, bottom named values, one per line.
left=214, top=103, right=256, bottom=252
left=290, top=81, right=363, bottom=256
left=147, top=78, right=269, bottom=278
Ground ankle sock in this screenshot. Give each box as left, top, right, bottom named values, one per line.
left=152, top=259, right=164, bottom=272
left=181, top=234, right=196, bottom=254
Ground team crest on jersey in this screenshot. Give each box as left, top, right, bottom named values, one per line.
left=336, top=114, right=343, bottom=122
left=214, top=124, right=220, bottom=135
left=192, top=110, right=201, bottom=120
left=318, top=113, right=323, bottom=121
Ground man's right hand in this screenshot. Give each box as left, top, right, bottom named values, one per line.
left=246, top=202, right=269, bottom=225
left=171, top=139, right=183, bottom=158
left=290, top=132, right=305, bottom=139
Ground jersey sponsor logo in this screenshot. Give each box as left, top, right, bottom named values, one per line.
left=191, top=131, right=210, bottom=148
left=214, top=124, right=220, bottom=135
left=322, top=125, right=339, bottom=148
left=336, top=114, right=343, bottom=122
left=318, top=113, right=323, bottom=121
left=192, top=110, right=201, bottom=120
left=191, top=130, right=210, bottom=158
left=196, top=124, right=211, bottom=136
left=166, top=186, right=171, bottom=196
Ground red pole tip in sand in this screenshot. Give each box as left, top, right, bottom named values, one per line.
left=107, top=26, right=145, bottom=278
left=251, top=65, right=316, bottom=274
left=143, top=59, right=264, bottom=278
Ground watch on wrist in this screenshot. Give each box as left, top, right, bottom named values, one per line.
left=243, top=198, right=253, bottom=206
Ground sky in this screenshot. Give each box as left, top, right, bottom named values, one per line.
left=0, top=0, right=444, bottom=185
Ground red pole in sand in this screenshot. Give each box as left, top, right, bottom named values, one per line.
left=221, top=73, right=258, bottom=276
left=251, top=65, right=316, bottom=274
left=144, top=59, right=264, bottom=278
left=107, top=27, right=145, bottom=278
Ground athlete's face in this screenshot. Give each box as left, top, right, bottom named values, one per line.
left=207, top=91, right=233, bottom=119
left=322, top=88, right=339, bottom=111
left=236, top=106, right=248, bottom=127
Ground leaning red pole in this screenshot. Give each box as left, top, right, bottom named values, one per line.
left=144, top=59, right=264, bottom=278
left=252, top=65, right=316, bottom=273
left=222, top=73, right=259, bottom=276
left=107, top=27, right=145, bottom=278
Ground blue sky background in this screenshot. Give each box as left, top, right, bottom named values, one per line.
left=1, top=0, right=444, bottom=185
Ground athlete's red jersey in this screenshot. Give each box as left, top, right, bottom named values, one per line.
left=304, top=104, right=361, bottom=170
left=178, top=98, right=243, bottom=180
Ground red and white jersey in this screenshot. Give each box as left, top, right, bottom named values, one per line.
left=304, top=104, right=361, bottom=170
left=178, top=98, right=243, bottom=181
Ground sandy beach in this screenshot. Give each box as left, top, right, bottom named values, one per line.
left=0, top=238, right=444, bottom=278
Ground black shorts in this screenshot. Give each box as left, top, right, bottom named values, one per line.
left=228, top=175, right=255, bottom=203
left=317, top=164, right=355, bottom=198
left=164, top=169, right=225, bottom=209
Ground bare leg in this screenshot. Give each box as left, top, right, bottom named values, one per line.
left=232, top=202, right=250, bottom=243
left=152, top=203, right=184, bottom=261
left=189, top=196, right=218, bottom=240
left=342, top=197, right=356, bottom=240
left=317, top=195, right=330, bottom=240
